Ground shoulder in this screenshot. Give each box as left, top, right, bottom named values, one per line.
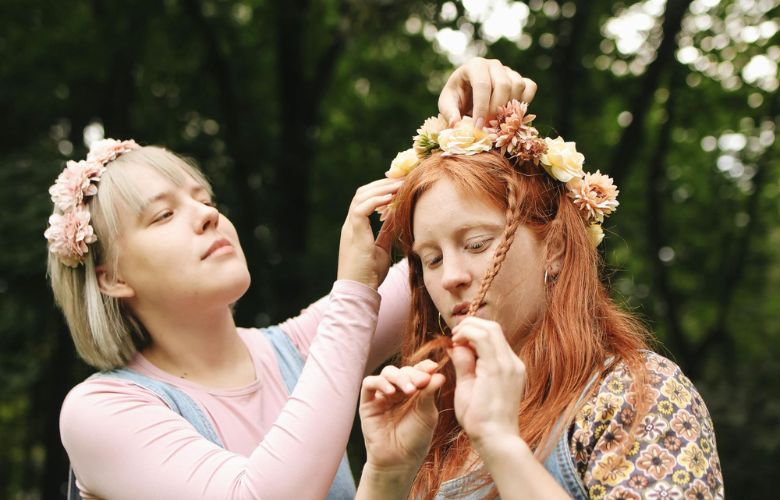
left=571, top=351, right=724, bottom=498
left=60, top=374, right=171, bottom=453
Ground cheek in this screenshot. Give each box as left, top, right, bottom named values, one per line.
left=422, top=271, right=443, bottom=307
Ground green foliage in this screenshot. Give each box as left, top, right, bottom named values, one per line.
left=1, top=0, right=777, bottom=497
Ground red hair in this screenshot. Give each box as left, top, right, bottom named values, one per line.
left=389, top=151, right=650, bottom=498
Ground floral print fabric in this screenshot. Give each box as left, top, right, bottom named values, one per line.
left=571, top=352, right=724, bottom=499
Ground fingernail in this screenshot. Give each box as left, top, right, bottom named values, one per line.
left=475, top=117, right=485, bottom=129
left=404, top=383, right=416, bottom=393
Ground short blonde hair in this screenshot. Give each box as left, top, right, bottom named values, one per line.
left=47, top=146, right=213, bottom=370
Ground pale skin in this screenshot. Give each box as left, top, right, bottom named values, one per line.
left=94, top=57, right=536, bottom=390
left=356, top=179, right=571, bottom=499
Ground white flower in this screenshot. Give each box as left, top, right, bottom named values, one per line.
left=540, top=136, right=585, bottom=182
left=587, top=223, right=605, bottom=248
left=386, top=148, right=420, bottom=178
left=437, top=117, right=493, bottom=156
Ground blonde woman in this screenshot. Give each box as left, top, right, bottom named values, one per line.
left=355, top=104, right=724, bottom=499
left=48, top=60, right=538, bottom=499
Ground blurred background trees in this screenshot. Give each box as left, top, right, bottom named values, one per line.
left=0, top=0, right=777, bottom=497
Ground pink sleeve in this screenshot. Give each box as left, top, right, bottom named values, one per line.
left=61, top=281, right=380, bottom=500
left=280, top=259, right=411, bottom=371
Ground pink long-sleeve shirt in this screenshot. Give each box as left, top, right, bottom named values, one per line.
left=60, top=261, right=410, bottom=499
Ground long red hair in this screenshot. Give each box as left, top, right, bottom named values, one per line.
left=389, top=151, right=650, bottom=498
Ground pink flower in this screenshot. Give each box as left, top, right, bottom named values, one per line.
left=567, top=170, right=619, bottom=223
left=48, top=160, right=105, bottom=211
left=44, top=209, right=97, bottom=267
left=487, top=100, right=542, bottom=160
left=86, top=138, right=140, bottom=166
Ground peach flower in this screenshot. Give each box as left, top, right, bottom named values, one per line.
left=567, top=170, right=619, bottom=223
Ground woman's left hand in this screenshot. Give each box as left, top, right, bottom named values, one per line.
left=337, top=178, right=403, bottom=289
left=450, top=316, right=526, bottom=451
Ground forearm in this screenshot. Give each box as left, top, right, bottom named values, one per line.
left=356, top=463, right=420, bottom=500
left=477, top=436, right=570, bottom=500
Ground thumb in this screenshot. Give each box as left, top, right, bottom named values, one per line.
left=416, top=373, right=445, bottom=416
left=449, top=345, right=476, bottom=382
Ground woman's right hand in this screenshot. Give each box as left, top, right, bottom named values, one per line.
left=337, top=178, right=402, bottom=289
left=359, top=360, right=445, bottom=470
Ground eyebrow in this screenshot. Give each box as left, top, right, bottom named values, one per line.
left=138, top=185, right=210, bottom=216
left=411, top=221, right=504, bottom=253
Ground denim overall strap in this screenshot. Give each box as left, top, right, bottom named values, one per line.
left=542, top=360, right=613, bottom=500
left=261, top=326, right=357, bottom=500
left=67, top=367, right=225, bottom=500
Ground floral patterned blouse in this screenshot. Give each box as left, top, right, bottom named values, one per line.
left=571, top=351, right=724, bottom=499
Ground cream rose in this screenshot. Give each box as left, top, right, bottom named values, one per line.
left=540, top=136, right=585, bottom=182
left=386, top=148, right=420, bottom=178
left=587, top=223, right=605, bottom=248
left=437, top=117, right=493, bottom=156
left=413, top=115, right=448, bottom=156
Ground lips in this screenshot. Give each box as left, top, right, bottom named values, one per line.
left=202, top=238, right=232, bottom=259
left=451, top=301, right=486, bottom=317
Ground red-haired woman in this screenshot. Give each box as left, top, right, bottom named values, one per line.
left=355, top=108, right=724, bottom=499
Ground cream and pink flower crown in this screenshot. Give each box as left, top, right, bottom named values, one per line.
left=44, top=138, right=140, bottom=267
left=381, top=100, right=619, bottom=247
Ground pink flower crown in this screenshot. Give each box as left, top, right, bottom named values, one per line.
left=44, top=139, right=140, bottom=267
left=381, top=100, right=619, bottom=247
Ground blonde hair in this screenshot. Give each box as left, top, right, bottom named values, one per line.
left=47, top=146, right=213, bottom=370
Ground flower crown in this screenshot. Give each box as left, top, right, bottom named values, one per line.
left=44, top=138, right=140, bottom=267
left=382, top=100, right=619, bottom=247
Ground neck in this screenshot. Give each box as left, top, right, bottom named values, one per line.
left=135, top=300, right=254, bottom=389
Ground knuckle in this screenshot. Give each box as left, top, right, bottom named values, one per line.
left=381, top=365, right=399, bottom=377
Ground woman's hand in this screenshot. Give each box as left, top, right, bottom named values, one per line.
left=337, top=178, right=402, bottom=289
left=438, top=58, right=538, bottom=127
left=359, top=360, right=445, bottom=470
left=449, top=316, right=526, bottom=452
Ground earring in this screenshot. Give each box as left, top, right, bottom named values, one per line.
left=438, top=312, right=449, bottom=335
left=544, top=270, right=549, bottom=284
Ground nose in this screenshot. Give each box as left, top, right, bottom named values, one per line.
left=195, top=202, right=220, bottom=233
left=440, top=253, right=472, bottom=293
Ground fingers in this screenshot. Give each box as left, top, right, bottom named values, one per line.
left=451, top=316, right=526, bottom=381
left=438, top=57, right=538, bottom=129
left=463, top=60, right=492, bottom=129
left=451, top=316, right=503, bottom=363
left=349, top=178, right=403, bottom=218
left=487, top=60, right=512, bottom=120
left=438, top=67, right=465, bottom=126
left=449, top=344, right=477, bottom=382
left=380, top=364, right=433, bottom=395
left=415, top=372, right=446, bottom=415
left=520, top=76, right=538, bottom=104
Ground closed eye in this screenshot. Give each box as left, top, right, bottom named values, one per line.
left=466, top=238, right=493, bottom=252
left=153, top=210, right=173, bottom=223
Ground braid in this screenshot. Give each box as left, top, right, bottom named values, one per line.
left=467, top=174, right=522, bottom=315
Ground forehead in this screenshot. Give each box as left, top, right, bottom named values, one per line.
left=103, top=159, right=211, bottom=214
left=412, top=178, right=505, bottom=239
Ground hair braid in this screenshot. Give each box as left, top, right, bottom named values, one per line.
left=467, top=173, right=522, bottom=315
